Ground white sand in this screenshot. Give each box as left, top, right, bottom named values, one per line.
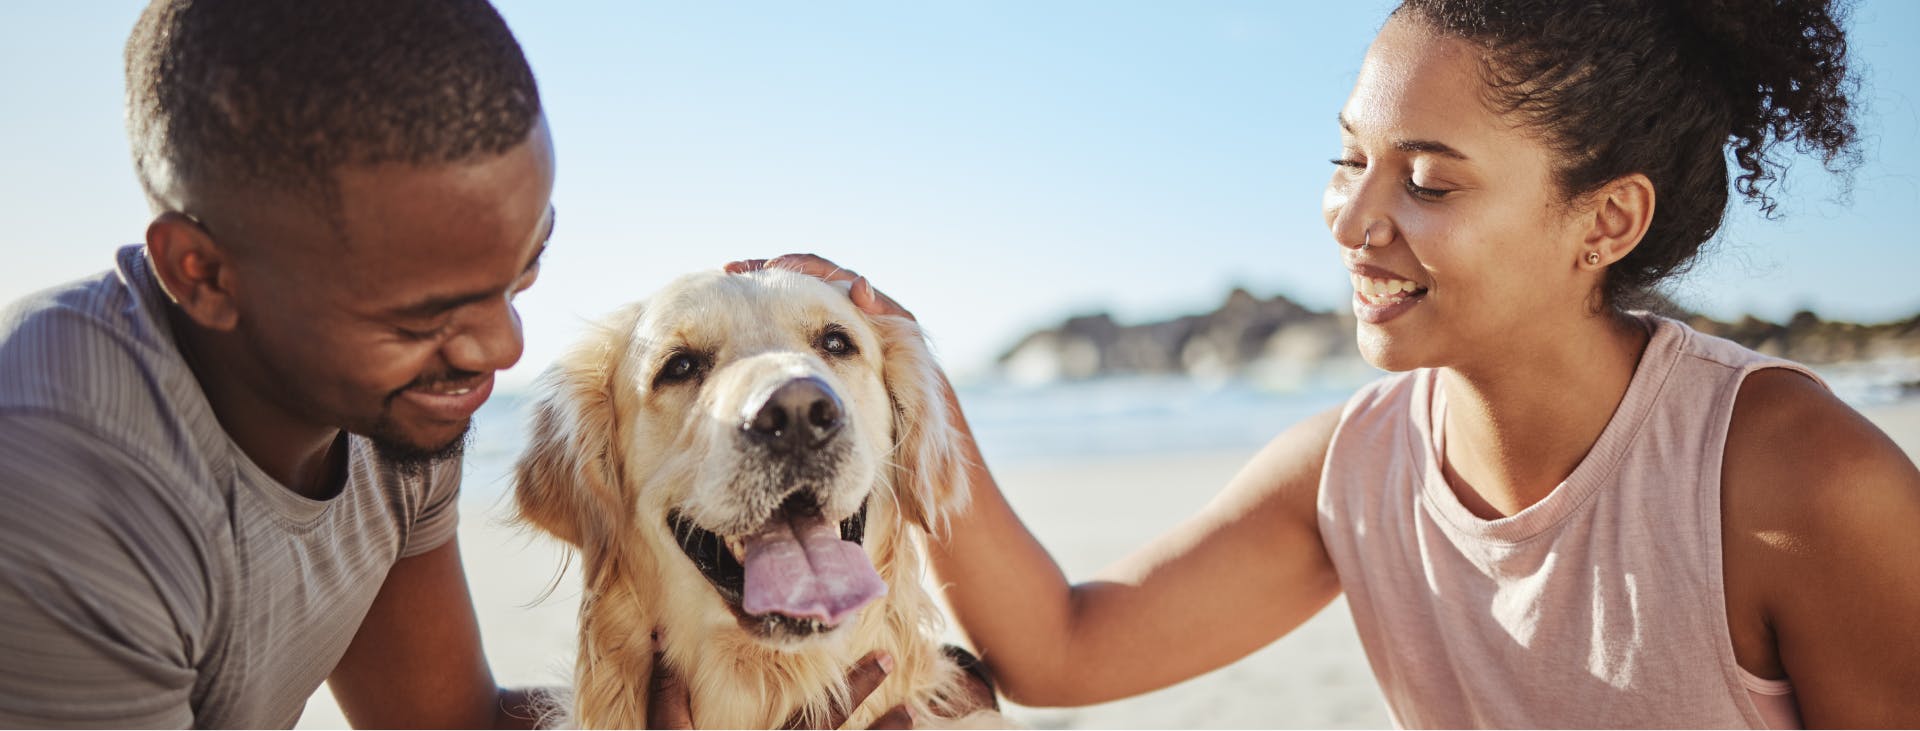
left=298, top=400, right=1920, bottom=729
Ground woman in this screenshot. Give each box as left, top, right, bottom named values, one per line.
left=745, top=0, right=1919, bottom=726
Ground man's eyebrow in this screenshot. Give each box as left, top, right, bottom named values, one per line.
left=387, top=207, right=555, bottom=320
left=389, top=290, right=493, bottom=321
left=1337, top=113, right=1471, bottom=160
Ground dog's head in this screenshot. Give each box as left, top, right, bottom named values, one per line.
left=514, top=268, right=968, bottom=648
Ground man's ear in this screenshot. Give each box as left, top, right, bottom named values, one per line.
left=145, top=212, right=241, bottom=331
left=1580, top=172, right=1656, bottom=268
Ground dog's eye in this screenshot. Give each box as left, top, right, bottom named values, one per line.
left=655, top=352, right=707, bottom=386
left=817, top=329, right=858, bottom=358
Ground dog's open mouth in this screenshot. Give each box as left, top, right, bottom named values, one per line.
left=668, top=495, right=882, bottom=638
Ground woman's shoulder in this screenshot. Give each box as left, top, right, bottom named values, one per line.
left=1722, top=367, right=1920, bottom=604
left=1723, top=369, right=1918, bottom=531
left=1723, top=368, right=1912, bottom=505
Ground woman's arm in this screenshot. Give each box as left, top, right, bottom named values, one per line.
left=1723, top=369, right=1920, bottom=727
left=930, top=396, right=1344, bottom=706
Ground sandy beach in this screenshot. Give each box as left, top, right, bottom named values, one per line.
left=297, top=399, right=1920, bottom=729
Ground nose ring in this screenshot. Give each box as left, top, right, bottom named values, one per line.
left=1360, top=229, right=1372, bottom=252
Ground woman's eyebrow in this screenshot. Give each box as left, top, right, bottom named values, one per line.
left=1338, top=113, right=1471, bottom=160
left=1394, top=139, right=1469, bottom=160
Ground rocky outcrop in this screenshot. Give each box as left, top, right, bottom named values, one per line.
left=995, top=288, right=1363, bottom=388
left=994, top=290, right=1920, bottom=386
left=1681, top=310, right=1920, bottom=364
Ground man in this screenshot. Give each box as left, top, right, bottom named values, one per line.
left=0, top=1, right=553, bottom=726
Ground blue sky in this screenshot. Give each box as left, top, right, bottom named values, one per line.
left=3, top=2, right=1916, bottom=388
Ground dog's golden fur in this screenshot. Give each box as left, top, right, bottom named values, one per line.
left=513, top=269, right=993, bottom=728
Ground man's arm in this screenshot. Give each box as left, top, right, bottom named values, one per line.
left=0, top=414, right=199, bottom=728
left=327, top=538, right=546, bottom=729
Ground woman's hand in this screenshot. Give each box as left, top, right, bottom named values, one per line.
left=724, top=254, right=914, bottom=321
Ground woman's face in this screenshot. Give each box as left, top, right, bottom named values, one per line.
left=1323, top=15, right=1595, bottom=373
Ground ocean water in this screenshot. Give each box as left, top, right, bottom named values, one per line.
left=457, top=362, right=1919, bottom=506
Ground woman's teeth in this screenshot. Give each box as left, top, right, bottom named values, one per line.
left=1351, top=273, right=1425, bottom=304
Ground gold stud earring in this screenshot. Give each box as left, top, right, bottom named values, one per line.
left=1585, top=251, right=1601, bottom=266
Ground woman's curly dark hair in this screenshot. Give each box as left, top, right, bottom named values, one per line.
left=1394, top=0, right=1861, bottom=311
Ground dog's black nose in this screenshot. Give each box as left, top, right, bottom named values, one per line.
left=746, top=377, right=843, bottom=452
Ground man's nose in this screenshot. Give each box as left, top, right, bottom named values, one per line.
left=444, top=298, right=524, bottom=374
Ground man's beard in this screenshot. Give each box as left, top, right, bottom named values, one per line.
left=364, top=367, right=487, bottom=477
left=366, top=414, right=472, bottom=479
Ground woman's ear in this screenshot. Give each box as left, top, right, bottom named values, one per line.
left=145, top=212, right=241, bottom=331
left=870, top=313, right=971, bottom=535
left=513, top=303, right=645, bottom=547
left=1581, top=172, right=1656, bottom=268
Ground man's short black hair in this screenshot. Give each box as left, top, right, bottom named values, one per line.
left=125, top=0, right=542, bottom=208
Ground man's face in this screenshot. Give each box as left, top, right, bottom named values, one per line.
left=213, top=120, right=557, bottom=463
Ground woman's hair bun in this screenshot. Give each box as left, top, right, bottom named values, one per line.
left=1675, top=0, right=1860, bottom=212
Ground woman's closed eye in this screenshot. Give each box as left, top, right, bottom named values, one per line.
left=1331, top=158, right=1455, bottom=201
left=1404, top=178, right=1454, bottom=201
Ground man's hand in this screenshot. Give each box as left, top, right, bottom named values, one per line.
left=725, top=254, right=914, bottom=321
left=645, top=649, right=911, bottom=729
left=943, top=645, right=1000, bottom=716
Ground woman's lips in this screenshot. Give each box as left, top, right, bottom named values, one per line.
left=1351, top=289, right=1427, bottom=325
left=1348, top=267, right=1429, bottom=325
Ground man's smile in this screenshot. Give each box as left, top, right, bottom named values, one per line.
left=396, top=371, right=495, bottom=422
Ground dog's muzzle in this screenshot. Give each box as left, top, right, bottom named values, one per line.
left=669, top=496, right=875, bottom=640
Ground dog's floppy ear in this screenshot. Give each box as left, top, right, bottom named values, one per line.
left=513, top=303, right=645, bottom=547
left=871, top=313, right=972, bottom=534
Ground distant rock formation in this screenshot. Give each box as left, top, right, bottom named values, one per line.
left=1681, top=310, right=1920, bottom=364
left=995, top=288, right=1367, bottom=389
left=993, top=288, right=1920, bottom=387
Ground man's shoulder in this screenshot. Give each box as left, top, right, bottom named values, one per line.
left=0, top=411, right=221, bottom=625
left=0, top=251, right=211, bottom=455
left=2, top=257, right=150, bottom=381
left=0, top=254, right=234, bottom=540
left=0, top=410, right=192, bottom=521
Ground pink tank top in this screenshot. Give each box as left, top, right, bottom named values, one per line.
left=1318, top=316, right=1806, bottom=729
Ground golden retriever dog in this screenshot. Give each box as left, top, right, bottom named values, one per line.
left=513, top=268, right=999, bottom=728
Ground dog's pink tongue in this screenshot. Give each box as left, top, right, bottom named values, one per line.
left=740, top=511, right=886, bottom=626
